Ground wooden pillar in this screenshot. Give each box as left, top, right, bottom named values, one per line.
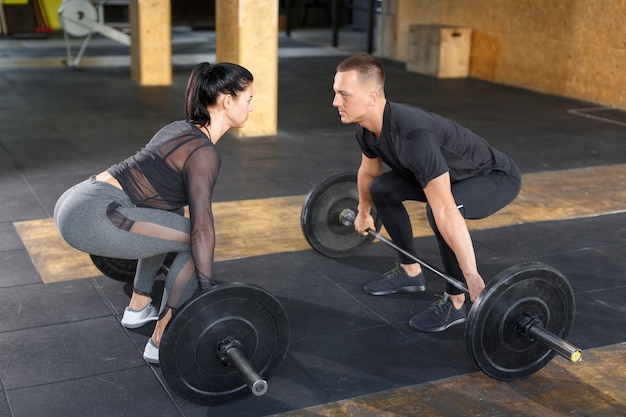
left=215, top=0, right=278, bottom=137
left=128, top=0, right=172, bottom=86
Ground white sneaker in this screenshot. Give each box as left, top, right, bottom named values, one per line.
left=121, top=300, right=158, bottom=329
left=143, top=338, right=159, bottom=364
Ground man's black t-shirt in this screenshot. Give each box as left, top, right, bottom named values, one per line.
left=356, top=101, right=511, bottom=187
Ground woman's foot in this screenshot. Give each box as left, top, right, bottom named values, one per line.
left=143, top=338, right=159, bottom=364
left=121, top=299, right=158, bottom=328
left=143, top=309, right=173, bottom=364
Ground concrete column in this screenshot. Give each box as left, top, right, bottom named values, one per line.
left=215, top=0, right=278, bottom=137
left=128, top=0, right=172, bottom=86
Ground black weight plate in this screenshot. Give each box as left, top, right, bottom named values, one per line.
left=90, top=253, right=176, bottom=281
left=301, top=172, right=382, bottom=258
left=90, top=254, right=137, bottom=282
left=160, top=283, right=290, bottom=405
left=465, top=262, right=575, bottom=381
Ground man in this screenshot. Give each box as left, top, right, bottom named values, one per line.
left=332, top=54, right=521, bottom=332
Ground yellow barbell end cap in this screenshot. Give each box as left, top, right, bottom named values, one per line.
left=571, top=350, right=583, bottom=363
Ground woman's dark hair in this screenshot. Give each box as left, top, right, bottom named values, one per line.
left=185, top=62, right=253, bottom=125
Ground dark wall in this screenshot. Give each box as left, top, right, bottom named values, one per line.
left=171, top=0, right=216, bottom=29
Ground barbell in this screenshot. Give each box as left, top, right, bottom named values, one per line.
left=300, top=172, right=583, bottom=380
left=92, top=263, right=289, bottom=405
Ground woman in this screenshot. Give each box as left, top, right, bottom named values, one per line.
left=54, top=62, right=253, bottom=363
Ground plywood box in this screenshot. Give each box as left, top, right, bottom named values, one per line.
left=407, top=24, right=471, bottom=78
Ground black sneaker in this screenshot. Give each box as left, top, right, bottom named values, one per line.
left=364, top=263, right=426, bottom=296
left=409, top=294, right=467, bottom=332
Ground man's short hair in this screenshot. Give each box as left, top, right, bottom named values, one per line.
left=337, top=54, right=385, bottom=88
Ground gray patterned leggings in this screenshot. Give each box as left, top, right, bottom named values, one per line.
left=54, top=177, right=197, bottom=312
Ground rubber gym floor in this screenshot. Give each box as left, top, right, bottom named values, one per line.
left=1, top=29, right=625, bottom=417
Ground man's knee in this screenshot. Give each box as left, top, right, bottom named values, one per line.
left=425, top=205, right=437, bottom=230
left=369, top=176, right=387, bottom=204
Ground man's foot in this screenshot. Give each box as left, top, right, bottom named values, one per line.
left=364, top=263, right=426, bottom=296
left=121, top=300, right=158, bottom=329
left=409, top=294, right=467, bottom=332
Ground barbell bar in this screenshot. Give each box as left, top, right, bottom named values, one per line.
left=338, top=208, right=468, bottom=293
left=216, top=336, right=268, bottom=396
